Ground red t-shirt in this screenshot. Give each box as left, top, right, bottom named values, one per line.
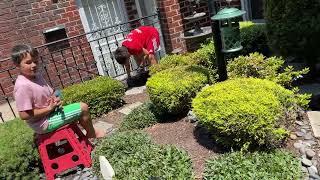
left=122, top=26, right=160, bottom=55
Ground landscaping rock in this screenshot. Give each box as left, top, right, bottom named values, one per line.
left=300, top=147, right=306, bottom=155
left=294, top=142, right=304, bottom=149
left=296, top=131, right=305, bottom=137
left=290, top=134, right=297, bottom=140
left=305, top=140, right=317, bottom=146
left=302, top=166, right=309, bottom=173
left=301, top=129, right=307, bottom=134
left=309, top=174, right=320, bottom=180
left=306, top=149, right=316, bottom=159
left=304, top=133, right=314, bottom=140
left=302, top=158, right=313, bottom=167
left=125, top=86, right=146, bottom=95
left=312, top=160, right=318, bottom=166
left=302, top=125, right=311, bottom=130
left=296, top=121, right=305, bottom=126
left=187, top=110, right=197, bottom=123
left=308, top=166, right=318, bottom=175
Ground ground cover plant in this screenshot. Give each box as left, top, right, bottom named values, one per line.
left=203, top=150, right=302, bottom=180
left=119, top=102, right=159, bottom=131
left=147, top=66, right=211, bottom=114
left=192, top=78, right=308, bottom=148
left=227, top=53, right=309, bottom=88
left=0, top=119, right=40, bottom=179
left=93, top=131, right=193, bottom=179
left=63, top=76, right=125, bottom=118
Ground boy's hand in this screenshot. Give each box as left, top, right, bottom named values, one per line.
left=47, top=97, right=62, bottom=111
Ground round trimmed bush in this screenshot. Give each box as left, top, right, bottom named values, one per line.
left=119, top=102, right=159, bottom=131
left=192, top=78, right=296, bottom=148
left=63, top=76, right=125, bottom=118
left=147, top=66, right=211, bottom=114
left=0, top=119, right=40, bottom=179
left=149, top=54, right=197, bottom=75
left=93, top=131, right=193, bottom=179
left=204, top=150, right=302, bottom=180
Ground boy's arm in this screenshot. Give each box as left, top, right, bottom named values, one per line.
left=19, top=97, right=61, bottom=121
left=19, top=107, right=53, bottom=121
left=142, top=48, right=157, bottom=65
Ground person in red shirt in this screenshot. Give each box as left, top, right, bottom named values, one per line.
left=114, top=26, right=160, bottom=78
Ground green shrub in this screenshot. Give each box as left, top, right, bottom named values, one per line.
left=147, top=66, right=211, bottom=114
left=119, top=102, right=159, bottom=131
left=239, top=22, right=269, bottom=56
left=63, top=76, right=125, bottom=118
left=0, top=119, right=40, bottom=179
left=188, top=40, right=216, bottom=70
left=265, top=0, right=320, bottom=70
left=227, top=52, right=309, bottom=88
left=204, top=150, right=302, bottom=180
left=192, top=78, right=301, bottom=148
left=93, top=131, right=193, bottom=179
left=149, top=54, right=197, bottom=75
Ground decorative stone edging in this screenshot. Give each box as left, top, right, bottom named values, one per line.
left=292, top=117, right=320, bottom=180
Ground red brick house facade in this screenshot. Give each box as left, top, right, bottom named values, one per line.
left=0, top=0, right=256, bottom=99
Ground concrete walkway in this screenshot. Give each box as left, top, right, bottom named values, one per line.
left=0, top=101, right=18, bottom=123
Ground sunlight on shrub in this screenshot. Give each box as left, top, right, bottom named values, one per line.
left=63, top=76, right=125, bottom=118
left=192, top=78, right=304, bottom=148
left=93, top=131, right=193, bottom=179
left=204, top=150, right=302, bottom=180
left=0, top=119, right=40, bottom=179
left=147, top=66, right=211, bottom=114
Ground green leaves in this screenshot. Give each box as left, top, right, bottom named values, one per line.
left=62, top=76, right=125, bottom=118
left=0, top=119, right=40, bottom=179
left=192, top=78, right=300, bottom=148
left=119, top=102, right=159, bottom=131
left=92, top=131, right=194, bottom=179
left=227, top=52, right=309, bottom=88
left=147, top=66, right=211, bottom=115
left=204, top=150, right=302, bottom=180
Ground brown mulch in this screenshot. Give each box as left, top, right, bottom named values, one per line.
left=144, top=119, right=222, bottom=179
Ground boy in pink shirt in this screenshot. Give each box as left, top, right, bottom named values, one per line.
left=12, top=44, right=104, bottom=138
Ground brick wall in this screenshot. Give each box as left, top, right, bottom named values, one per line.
left=156, top=0, right=187, bottom=54
left=0, top=0, right=97, bottom=100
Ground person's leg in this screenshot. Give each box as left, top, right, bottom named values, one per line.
left=78, top=102, right=105, bottom=138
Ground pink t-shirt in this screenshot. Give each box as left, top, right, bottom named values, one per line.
left=13, top=74, right=53, bottom=134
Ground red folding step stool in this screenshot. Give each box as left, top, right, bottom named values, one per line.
left=36, top=123, right=93, bottom=180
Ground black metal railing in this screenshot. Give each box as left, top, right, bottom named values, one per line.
left=0, top=12, right=164, bottom=122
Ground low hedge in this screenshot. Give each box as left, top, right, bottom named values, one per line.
left=204, top=150, right=302, bottom=180
left=63, top=76, right=125, bottom=118
left=227, top=52, right=309, bottom=88
left=0, top=119, right=40, bottom=179
left=149, top=54, right=197, bottom=75
left=192, top=78, right=300, bottom=148
left=119, top=102, right=159, bottom=131
left=239, top=21, right=269, bottom=56
left=147, top=66, right=211, bottom=114
left=93, top=131, right=193, bottom=179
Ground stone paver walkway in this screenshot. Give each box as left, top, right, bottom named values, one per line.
left=307, top=111, right=320, bottom=138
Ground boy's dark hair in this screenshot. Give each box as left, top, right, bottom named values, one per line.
left=114, top=46, right=130, bottom=65
left=11, top=44, right=39, bottom=65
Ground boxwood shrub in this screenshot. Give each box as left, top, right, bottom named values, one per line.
left=192, top=78, right=300, bottom=148
left=119, top=102, right=159, bottom=131
left=0, top=119, right=40, bottom=179
left=227, top=52, right=309, bottom=88
left=188, top=40, right=216, bottom=71
left=147, top=66, right=211, bottom=115
left=93, top=131, right=193, bottom=179
left=149, top=54, right=197, bottom=75
left=239, top=21, right=269, bottom=56
left=204, top=150, right=302, bottom=180
left=63, top=76, right=125, bottom=118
